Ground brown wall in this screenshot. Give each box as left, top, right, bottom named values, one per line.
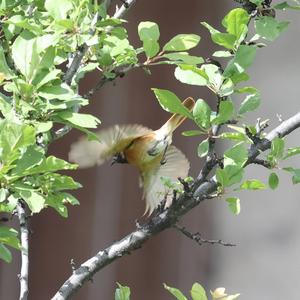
left=0, top=1, right=227, bottom=299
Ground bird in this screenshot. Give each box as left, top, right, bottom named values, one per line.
left=69, top=97, right=195, bottom=215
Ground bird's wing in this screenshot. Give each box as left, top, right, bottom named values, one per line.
left=141, top=145, right=190, bottom=215
left=69, top=124, right=152, bottom=168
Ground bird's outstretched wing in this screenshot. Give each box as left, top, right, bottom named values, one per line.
left=141, top=145, right=190, bottom=215
left=69, top=124, right=151, bottom=168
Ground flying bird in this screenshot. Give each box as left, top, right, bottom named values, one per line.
left=69, top=97, right=195, bottom=214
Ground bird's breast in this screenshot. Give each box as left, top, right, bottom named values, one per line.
left=124, top=135, right=164, bottom=171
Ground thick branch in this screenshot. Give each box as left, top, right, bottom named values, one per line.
left=52, top=111, right=300, bottom=299
left=16, top=201, right=29, bottom=300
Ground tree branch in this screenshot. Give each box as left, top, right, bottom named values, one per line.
left=16, top=201, right=29, bottom=300
left=51, top=110, right=300, bottom=300
left=174, top=224, right=235, bottom=247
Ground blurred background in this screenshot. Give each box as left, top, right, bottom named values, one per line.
left=1, top=1, right=300, bottom=299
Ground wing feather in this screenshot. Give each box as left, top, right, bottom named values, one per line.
left=141, top=145, right=190, bottom=215
left=69, top=124, right=151, bottom=168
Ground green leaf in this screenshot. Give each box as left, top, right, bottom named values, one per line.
left=224, top=143, right=248, bottom=168
left=223, top=45, right=256, bottom=78
left=274, top=2, right=300, bottom=10
left=138, top=21, right=160, bottom=58
left=56, top=112, right=101, bottom=129
left=174, top=65, right=208, bottom=86
left=11, top=32, right=40, bottom=81
left=163, top=52, right=204, bottom=65
left=45, top=0, right=73, bottom=20
left=226, top=197, right=241, bottom=215
left=152, top=89, right=193, bottom=118
left=38, top=83, right=76, bottom=100
left=283, top=167, right=300, bottom=184
left=222, top=8, right=250, bottom=39
left=0, top=243, right=12, bottom=263
left=11, top=146, right=44, bottom=176
left=20, top=156, right=77, bottom=176
left=219, top=132, right=248, bottom=142
left=0, top=121, right=36, bottom=165
left=239, top=179, right=266, bottom=190
left=193, top=99, right=211, bottom=129
left=197, top=139, right=210, bottom=158
left=213, top=50, right=233, bottom=58
left=0, top=188, right=7, bottom=202
left=238, top=93, right=261, bottom=114
left=268, top=173, right=279, bottom=190
left=164, top=284, right=187, bottom=300
left=190, top=283, right=208, bottom=300
left=284, top=146, right=300, bottom=159
left=270, top=137, right=285, bottom=160
left=182, top=130, right=204, bottom=137
left=255, top=17, right=289, bottom=41
left=115, top=283, right=131, bottom=300
left=216, top=166, right=244, bottom=187
left=212, top=100, right=234, bottom=125
left=163, top=34, right=200, bottom=52
left=212, top=33, right=237, bottom=50
left=18, top=190, right=45, bottom=213
left=0, top=46, right=14, bottom=79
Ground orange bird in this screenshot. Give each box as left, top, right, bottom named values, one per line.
left=69, top=97, right=195, bottom=215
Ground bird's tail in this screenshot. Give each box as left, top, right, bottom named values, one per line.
left=158, top=97, right=195, bottom=135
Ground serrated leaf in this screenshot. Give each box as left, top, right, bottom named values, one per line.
left=163, top=34, right=200, bottom=52
left=152, top=89, right=192, bottom=118
left=164, top=283, right=187, bottom=300
left=226, top=197, right=241, bottom=215
left=193, top=99, right=211, bottom=129
left=191, top=283, right=208, bottom=300
left=268, top=172, right=279, bottom=190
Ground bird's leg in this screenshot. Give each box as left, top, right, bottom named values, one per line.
left=160, top=144, right=168, bottom=165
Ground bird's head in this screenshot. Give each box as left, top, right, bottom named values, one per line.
left=111, top=152, right=128, bottom=166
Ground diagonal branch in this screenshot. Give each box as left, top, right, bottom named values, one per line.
left=51, top=110, right=300, bottom=300
left=16, top=201, right=29, bottom=300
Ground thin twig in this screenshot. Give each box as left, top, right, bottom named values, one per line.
left=174, top=224, right=235, bottom=247
left=51, top=110, right=300, bottom=300
left=16, top=201, right=29, bottom=300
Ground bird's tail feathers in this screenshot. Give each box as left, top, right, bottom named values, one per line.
left=159, top=97, right=195, bottom=135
